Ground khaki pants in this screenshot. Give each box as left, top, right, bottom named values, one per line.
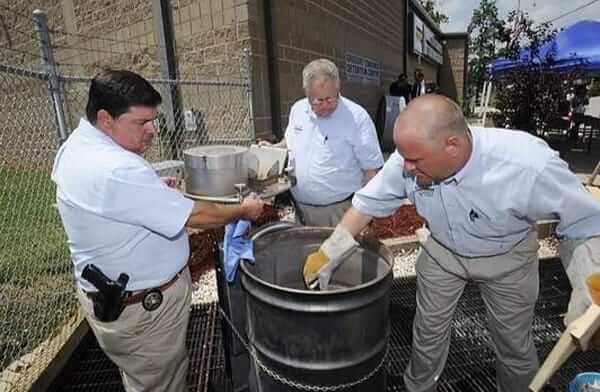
left=77, top=268, right=192, bottom=392
left=294, top=198, right=352, bottom=227
left=404, top=231, right=540, bottom=392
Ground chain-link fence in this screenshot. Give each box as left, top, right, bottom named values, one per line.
left=0, top=6, right=254, bottom=390
left=0, top=63, right=76, bottom=392
left=59, top=67, right=255, bottom=162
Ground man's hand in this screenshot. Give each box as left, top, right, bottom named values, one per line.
left=257, top=138, right=287, bottom=149
left=303, top=250, right=330, bottom=289
left=302, top=225, right=358, bottom=289
left=241, top=193, right=264, bottom=221
left=257, top=140, right=273, bottom=147
left=161, top=176, right=179, bottom=188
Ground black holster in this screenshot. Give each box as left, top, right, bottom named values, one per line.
left=82, top=264, right=129, bottom=322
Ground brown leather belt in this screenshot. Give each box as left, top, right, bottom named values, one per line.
left=296, top=193, right=354, bottom=207
left=86, top=270, right=182, bottom=306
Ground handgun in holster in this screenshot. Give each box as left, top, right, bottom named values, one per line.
left=81, top=264, right=129, bottom=322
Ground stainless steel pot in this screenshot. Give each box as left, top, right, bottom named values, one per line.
left=183, top=145, right=248, bottom=197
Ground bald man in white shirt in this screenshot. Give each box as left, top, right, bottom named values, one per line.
left=304, top=94, right=600, bottom=392
left=52, top=70, right=263, bottom=392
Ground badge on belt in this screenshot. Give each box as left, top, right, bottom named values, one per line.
left=142, top=289, right=163, bottom=311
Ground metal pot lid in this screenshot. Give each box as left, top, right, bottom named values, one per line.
left=183, top=145, right=248, bottom=158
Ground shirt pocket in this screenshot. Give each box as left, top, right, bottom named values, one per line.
left=462, top=208, right=509, bottom=240
left=313, top=137, right=350, bottom=168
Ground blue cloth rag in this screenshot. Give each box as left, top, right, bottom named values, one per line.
left=223, top=219, right=254, bottom=282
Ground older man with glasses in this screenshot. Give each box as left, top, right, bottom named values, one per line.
left=263, top=58, right=384, bottom=227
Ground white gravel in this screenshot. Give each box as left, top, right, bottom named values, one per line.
left=191, top=232, right=561, bottom=303
left=392, top=247, right=420, bottom=278
left=191, top=269, right=218, bottom=305
left=539, top=236, right=559, bottom=259
left=278, top=205, right=297, bottom=224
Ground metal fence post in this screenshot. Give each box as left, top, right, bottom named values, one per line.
left=152, top=0, right=182, bottom=160
left=33, top=9, right=69, bottom=144
left=243, top=48, right=256, bottom=141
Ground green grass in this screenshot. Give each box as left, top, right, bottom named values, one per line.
left=0, top=165, right=77, bottom=370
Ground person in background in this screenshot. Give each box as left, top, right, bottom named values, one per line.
left=52, top=69, right=263, bottom=391
left=411, top=69, right=427, bottom=99
left=260, top=59, right=384, bottom=227
left=304, top=94, right=600, bottom=391
left=390, top=73, right=412, bottom=104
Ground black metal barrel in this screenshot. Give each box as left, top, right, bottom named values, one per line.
left=240, top=227, right=393, bottom=391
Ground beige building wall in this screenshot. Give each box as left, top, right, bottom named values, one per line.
left=174, top=0, right=251, bottom=79
left=250, top=0, right=406, bottom=138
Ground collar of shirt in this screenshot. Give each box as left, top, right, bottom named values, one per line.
left=443, top=127, right=480, bottom=185
left=78, top=117, right=117, bottom=146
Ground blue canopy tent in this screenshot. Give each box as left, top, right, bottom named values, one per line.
left=488, top=20, right=600, bottom=76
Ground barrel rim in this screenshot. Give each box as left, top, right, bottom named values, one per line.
left=240, top=226, right=393, bottom=296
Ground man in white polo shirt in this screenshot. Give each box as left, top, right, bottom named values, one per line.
left=304, top=94, right=600, bottom=391
left=262, top=59, right=384, bottom=227
left=51, top=69, right=263, bottom=391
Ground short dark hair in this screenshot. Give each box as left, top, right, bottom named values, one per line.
left=86, top=69, right=162, bottom=124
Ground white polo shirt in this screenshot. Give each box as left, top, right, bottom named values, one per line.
left=51, top=118, right=194, bottom=292
left=353, top=126, right=600, bottom=257
left=285, top=96, right=384, bottom=205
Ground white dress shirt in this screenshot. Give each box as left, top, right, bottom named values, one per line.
left=52, top=118, right=194, bottom=291
left=353, top=126, right=600, bottom=257
left=285, top=96, right=384, bottom=205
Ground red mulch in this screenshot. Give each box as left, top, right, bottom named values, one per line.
left=366, top=204, right=424, bottom=240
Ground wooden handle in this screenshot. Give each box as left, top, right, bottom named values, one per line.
left=570, top=303, right=600, bottom=350
left=587, top=161, right=600, bottom=185
left=529, top=301, right=600, bottom=391
left=529, top=332, right=577, bottom=391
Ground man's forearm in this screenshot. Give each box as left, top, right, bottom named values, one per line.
left=185, top=201, right=247, bottom=229
left=274, top=138, right=287, bottom=149
left=362, top=168, right=378, bottom=183
left=339, top=207, right=373, bottom=237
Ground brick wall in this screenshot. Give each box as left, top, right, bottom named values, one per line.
left=250, top=0, right=406, bottom=138
left=174, top=0, right=251, bottom=79
left=439, top=34, right=468, bottom=107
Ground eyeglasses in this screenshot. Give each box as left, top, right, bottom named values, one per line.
left=309, top=93, right=339, bottom=105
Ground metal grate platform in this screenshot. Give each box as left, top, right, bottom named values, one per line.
left=50, top=259, right=599, bottom=391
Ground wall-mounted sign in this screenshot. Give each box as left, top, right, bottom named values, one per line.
left=344, top=52, right=381, bottom=85
left=424, top=25, right=443, bottom=64
left=411, top=12, right=443, bottom=65
left=413, top=14, right=424, bottom=55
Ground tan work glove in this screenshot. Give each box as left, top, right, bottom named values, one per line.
left=302, top=225, right=358, bottom=290
left=587, top=274, right=600, bottom=349
left=560, top=237, right=600, bottom=350
left=415, top=224, right=430, bottom=245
